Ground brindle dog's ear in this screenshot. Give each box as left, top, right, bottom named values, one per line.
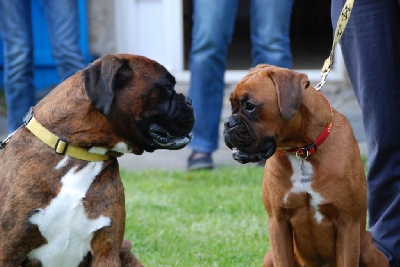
left=269, top=70, right=310, bottom=120
left=82, top=55, right=132, bottom=115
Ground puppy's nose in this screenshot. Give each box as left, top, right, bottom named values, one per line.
left=185, top=96, right=192, bottom=106
left=224, top=117, right=239, bottom=129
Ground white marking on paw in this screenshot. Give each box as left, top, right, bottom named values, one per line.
left=28, top=162, right=111, bottom=267
left=284, top=155, right=324, bottom=223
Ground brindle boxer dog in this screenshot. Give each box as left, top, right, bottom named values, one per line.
left=224, top=65, right=388, bottom=266
left=0, top=54, right=194, bottom=266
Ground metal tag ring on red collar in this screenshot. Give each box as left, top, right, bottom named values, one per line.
left=296, top=149, right=310, bottom=160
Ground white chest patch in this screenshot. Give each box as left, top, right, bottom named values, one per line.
left=28, top=160, right=111, bottom=267
left=284, top=155, right=324, bottom=223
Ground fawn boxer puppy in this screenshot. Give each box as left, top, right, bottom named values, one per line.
left=224, top=64, right=388, bottom=266
left=0, top=54, right=194, bottom=266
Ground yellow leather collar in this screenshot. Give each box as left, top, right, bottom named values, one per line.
left=24, top=109, right=109, bottom=162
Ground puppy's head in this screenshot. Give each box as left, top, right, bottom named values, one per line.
left=223, top=64, right=310, bottom=163
left=82, top=54, right=195, bottom=153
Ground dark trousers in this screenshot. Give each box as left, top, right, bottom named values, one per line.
left=332, top=0, right=400, bottom=264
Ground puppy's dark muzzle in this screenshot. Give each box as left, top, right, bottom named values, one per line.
left=224, top=116, right=239, bottom=149
left=224, top=116, right=239, bottom=129
left=224, top=115, right=277, bottom=163
left=223, top=115, right=255, bottom=149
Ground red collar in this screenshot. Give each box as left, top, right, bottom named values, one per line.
left=283, top=93, right=333, bottom=158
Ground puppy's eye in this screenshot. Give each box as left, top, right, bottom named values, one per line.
left=244, top=102, right=256, bottom=112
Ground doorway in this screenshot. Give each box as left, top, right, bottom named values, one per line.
left=183, top=0, right=333, bottom=70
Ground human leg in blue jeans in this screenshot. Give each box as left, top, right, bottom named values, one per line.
left=187, top=0, right=240, bottom=169
left=0, top=0, right=85, bottom=133
left=332, top=0, right=400, bottom=265
left=43, top=0, right=85, bottom=81
left=188, top=0, right=293, bottom=170
left=0, top=0, right=35, bottom=133
left=251, top=0, right=292, bottom=67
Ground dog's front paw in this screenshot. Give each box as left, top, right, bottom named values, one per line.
left=119, top=240, right=144, bottom=267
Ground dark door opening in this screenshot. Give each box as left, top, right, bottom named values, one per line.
left=183, top=0, right=333, bottom=70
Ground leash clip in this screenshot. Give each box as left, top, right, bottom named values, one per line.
left=1, top=107, right=34, bottom=150
left=315, top=68, right=330, bottom=91
left=0, top=131, right=16, bottom=149
left=23, top=106, right=34, bottom=126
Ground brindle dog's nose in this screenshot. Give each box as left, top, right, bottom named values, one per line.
left=185, top=96, right=192, bottom=106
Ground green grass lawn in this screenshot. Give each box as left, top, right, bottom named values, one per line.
left=121, top=166, right=269, bottom=267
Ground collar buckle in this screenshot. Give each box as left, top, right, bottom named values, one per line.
left=24, top=107, right=110, bottom=162
left=55, top=138, right=69, bottom=154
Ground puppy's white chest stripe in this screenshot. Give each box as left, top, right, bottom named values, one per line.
left=284, top=155, right=324, bottom=223
left=28, top=161, right=111, bottom=267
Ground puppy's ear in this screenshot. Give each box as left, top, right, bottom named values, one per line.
left=82, top=55, right=132, bottom=115
left=270, top=70, right=310, bottom=120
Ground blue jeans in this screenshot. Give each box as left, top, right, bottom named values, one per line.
left=332, top=0, right=400, bottom=264
left=0, top=0, right=85, bottom=133
left=188, top=0, right=293, bottom=154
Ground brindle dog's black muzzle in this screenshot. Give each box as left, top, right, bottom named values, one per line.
left=148, top=93, right=194, bottom=150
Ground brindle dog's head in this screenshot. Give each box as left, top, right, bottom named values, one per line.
left=83, top=54, right=195, bottom=153
left=223, top=64, right=310, bottom=163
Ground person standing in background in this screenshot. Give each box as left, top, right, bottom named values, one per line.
left=0, top=0, right=86, bottom=133
left=332, top=0, right=400, bottom=265
left=187, top=0, right=294, bottom=170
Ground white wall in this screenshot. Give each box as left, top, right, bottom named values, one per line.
left=114, top=0, right=183, bottom=73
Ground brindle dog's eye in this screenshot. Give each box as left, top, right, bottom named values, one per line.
left=244, top=102, right=256, bottom=112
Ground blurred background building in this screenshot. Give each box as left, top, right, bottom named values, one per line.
left=0, top=0, right=345, bottom=92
